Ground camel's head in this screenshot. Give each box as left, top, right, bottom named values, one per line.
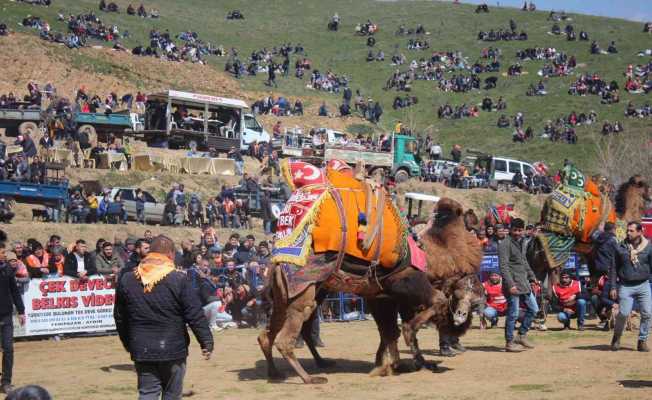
left=431, top=198, right=464, bottom=232
left=449, top=274, right=484, bottom=326
left=615, top=175, right=651, bottom=219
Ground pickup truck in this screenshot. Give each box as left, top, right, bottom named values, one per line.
left=323, top=134, right=421, bottom=182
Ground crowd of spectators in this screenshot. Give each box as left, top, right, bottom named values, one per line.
left=354, top=20, right=379, bottom=36
left=438, top=73, right=481, bottom=92
left=437, top=103, right=480, bottom=119
left=539, top=110, right=599, bottom=143
left=481, top=96, right=507, bottom=112
left=7, top=228, right=271, bottom=330
left=600, top=120, right=624, bottom=135
left=624, top=62, right=652, bottom=94
left=478, top=27, right=528, bottom=42
left=0, top=83, right=43, bottom=109
left=568, top=73, right=620, bottom=104
left=251, top=96, right=303, bottom=117
left=125, top=3, right=161, bottom=18
left=406, top=38, right=430, bottom=50
left=392, top=95, right=418, bottom=110
left=131, top=29, right=221, bottom=63
left=624, top=101, right=652, bottom=118
left=395, top=24, right=426, bottom=36
left=590, top=40, right=618, bottom=55
left=309, top=69, right=348, bottom=93
left=515, top=46, right=559, bottom=61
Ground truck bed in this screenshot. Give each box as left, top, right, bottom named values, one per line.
left=0, top=179, right=69, bottom=206
left=324, top=146, right=393, bottom=168
left=75, top=112, right=131, bottom=127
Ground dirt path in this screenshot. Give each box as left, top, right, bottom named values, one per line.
left=13, top=318, right=652, bottom=399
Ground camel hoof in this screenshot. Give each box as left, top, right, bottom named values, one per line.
left=369, top=365, right=390, bottom=377
left=307, top=376, right=328, bottom=384
left=316, top=359, right=336, bottom=369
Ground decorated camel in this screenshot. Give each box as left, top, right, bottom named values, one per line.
left=258, top=160, right=481, bottom=383
left=369, top=197, right=484, bottom=374
left=527, top=169, right=650, bottom=311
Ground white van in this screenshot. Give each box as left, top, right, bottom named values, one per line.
left=491, top=157, right=536, bottom=183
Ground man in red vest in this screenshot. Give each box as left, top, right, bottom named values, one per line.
left=553, top=270, right=586, bottom=330
left=481, top=272, right=507, bottom=328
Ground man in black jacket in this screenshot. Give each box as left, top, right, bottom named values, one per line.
left=114, top=235, right=213, bottom=399
left=592, top=222, right=618, bottom=275
left=63, top=240, right=98, bottom=278
left=499, top=218, right=539, bottom=352
left=610, top=222, right=652, bottom=352
left=0, top=243, right=25, bottom=394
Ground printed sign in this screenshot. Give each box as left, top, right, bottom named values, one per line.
left=14, top=276, right=116, bottom=337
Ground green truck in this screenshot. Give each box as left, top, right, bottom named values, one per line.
left=323, top=134, right=421, bottom=182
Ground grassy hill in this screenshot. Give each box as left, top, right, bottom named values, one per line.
left=1, top=0, right=650, bottom=173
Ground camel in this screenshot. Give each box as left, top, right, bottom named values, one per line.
left=527, top=175, right=651, bottom=316
left=372, top=198, right=485, bottom=373
left=258, top=191, right=482, bottom=384
left=258, top=237, right=445, bottom=383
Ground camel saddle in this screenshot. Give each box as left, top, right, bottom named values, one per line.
left=272, top=161, right=409, bottom=298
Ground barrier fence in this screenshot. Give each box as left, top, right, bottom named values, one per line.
left=13, top=253, right=581, bottom=336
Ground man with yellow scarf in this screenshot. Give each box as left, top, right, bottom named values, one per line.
left=114, top=235, right=213, bottom=400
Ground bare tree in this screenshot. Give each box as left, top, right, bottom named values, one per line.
left=591, top=129, right=652, bottom=186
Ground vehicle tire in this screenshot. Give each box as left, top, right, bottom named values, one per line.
left=394, top=169, right=410, bottom=183
left=18, top=121, right=38, bottom=137
left=78, top=125, right=97, bottom=146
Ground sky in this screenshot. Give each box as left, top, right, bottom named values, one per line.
left=457, top=0, right=652, bottom=22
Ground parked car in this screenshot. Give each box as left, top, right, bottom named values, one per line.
left=96, top=188, right=164, bottom=224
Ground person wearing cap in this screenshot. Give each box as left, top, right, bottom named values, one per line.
left=553, top=270, right=586, bottom=330
left=499, top=218, right=539, bottom=352
left=481, top=271, right=507, bottom=329
left=0, top=242, right=25, bottom=394
left=610, top=221, right=652, bottom=352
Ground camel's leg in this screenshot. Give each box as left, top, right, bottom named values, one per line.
left=258, top=268, right=289, bottom=380
left=401, top=306, right=438, bottom=371
left=367, top=297, right=400, bottom=377
left=274, top=286, right=327, bottom=384
left=258, top=305, right=286, bottom=380
left=301, top=307, right=335, bottom=368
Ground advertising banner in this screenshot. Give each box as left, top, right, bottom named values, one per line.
left=14, top=276, right=116, bottom=337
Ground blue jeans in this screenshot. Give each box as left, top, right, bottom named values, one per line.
left=235, top=160, right=244, bottom=175
left=483, top=306, right=502, bottom=325
left=505, top=291, right=539, bottom=342
left=557, top=298, right=587, bottom=327
left=615, top=282, right=652, bottom=341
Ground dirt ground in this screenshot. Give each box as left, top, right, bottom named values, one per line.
left=13, top=318, right=652, bottom=400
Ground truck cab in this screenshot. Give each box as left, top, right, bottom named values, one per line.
left=392, top=135, right=421, bottom=182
